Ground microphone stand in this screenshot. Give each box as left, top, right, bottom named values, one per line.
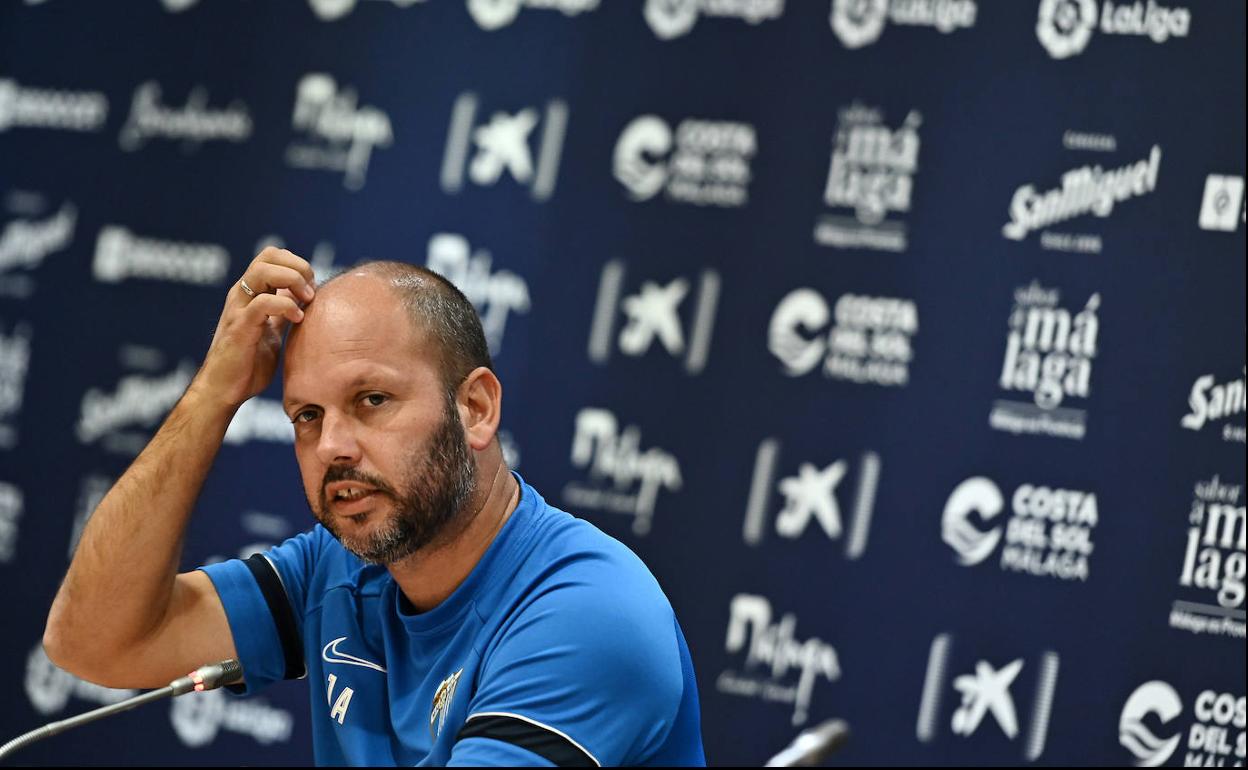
left=0, top=659, right=243, bottom=762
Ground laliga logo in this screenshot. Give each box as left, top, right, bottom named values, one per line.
left=1119, top=681, right=1182, bottom=767
left=1036, top=0, right=1192, bottom=59
left=830, top=0, right=888, bottom=48
left=1036, top=0, right=1097, bottom=59
left=942, top=477, right=1004, bottom=566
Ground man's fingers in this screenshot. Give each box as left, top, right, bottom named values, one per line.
left=254, top=247, right=315, bottom=286
left=242, top=293, right=304, bottom=325
left=239, top=262, right=315, bottom=303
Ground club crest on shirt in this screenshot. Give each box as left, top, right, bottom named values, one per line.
left=430, top=668, right=463, bottom=739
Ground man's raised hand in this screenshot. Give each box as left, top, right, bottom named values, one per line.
left=194, top=247, right=316, bottom=408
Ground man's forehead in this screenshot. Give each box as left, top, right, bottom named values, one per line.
left=289, top=273, right=409, bottom=344
left=282, top=273, right=433, bottom=391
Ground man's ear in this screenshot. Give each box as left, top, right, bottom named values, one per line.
left=457, top=367, right=502, bottom=451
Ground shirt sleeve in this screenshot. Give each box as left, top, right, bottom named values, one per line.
left=448, top=562, right=687, bottom=767
left=197, top=525, right=328, bottom=695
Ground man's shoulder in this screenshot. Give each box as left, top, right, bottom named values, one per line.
left=481, top=486, right=678, bottom=655
left=271, top=523, right=387, bottom=599
left=522, top=488, right=669, bottom=604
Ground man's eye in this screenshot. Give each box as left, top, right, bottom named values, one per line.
left=292, top=409, right=318, bottom=424
left=364, top=394, right=387, bottom=407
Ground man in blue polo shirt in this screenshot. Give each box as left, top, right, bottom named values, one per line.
left=43, top=248, right=705, bottom=766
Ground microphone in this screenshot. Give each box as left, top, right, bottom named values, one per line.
left=169, top=658, right=244, bottom=696
left=0, top=659, right=244, bottom=762
left=765, top=718, right=850, bottom=767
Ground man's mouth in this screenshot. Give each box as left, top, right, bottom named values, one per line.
left=325, top=482, right=386, bottom=516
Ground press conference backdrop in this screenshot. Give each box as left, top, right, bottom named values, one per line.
left=1, top=0, right=1244, bottom=765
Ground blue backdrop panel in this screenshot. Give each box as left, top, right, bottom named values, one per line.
left=1, top=0, right=1244, bottom=766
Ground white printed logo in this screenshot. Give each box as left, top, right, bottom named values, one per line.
left=286, top=74, right=393, bottom=191
left=467, top=0, right=599, bottom=30
left=1181, top=368, right=1246, bottom=444
left=989, top=282, right=1100, bottom=441
left=942, top=477, right=1098, bottom=582
left=1119, top=681, right=1183, bottom=766
left=25, top=643, right=136, bottom=717
left=715, top=594, right=840, bottom=726
left=171, top=688, right=294, bottom=748
left=815, top=105, right=920, bottom=252
left=613, top=115, right=756, bottom=207
left=76, top=361, right=196, bottom=455
left=830, top=0, right=977, bottom=49
left=118, top=82, right=252, bottom=152
left=0, top=202, right=76, bottom=276
left=952, top=659, right=1025, bottom=739
left=644, top=0, right=784, bottom=40
left=587, top=260, right=720, bottom=376
left=562, top=407, right=682, bottom=535
left=0, top=481, right=22, bottom=564
left=441, top=92, right=567, bottom=202
left=1199, top=175, right=1245, bottom=232
left=1035, top=0, right=1098, bottom=58
left=306, top=0, right=424, bottom=21
left=224, top=397, right=296, bottom=445
left=1003, top=141, right=1160, bottom=253
left=1171, top=475, right=1245, bottom=639
left=1119, top=681, right=1244, bottom=767
left=0, top=78, right=108, bottom=133
left=426, top=233, right=531, bottom=355
left=916, top=634, right=1060, bottom=761
left=1036, top=0, right=1191, bottom=59
left=742, top=439, right=880, bottom=560
left=0, top=323, right=32, bottom=451
left=93, top=226, right=229, bottom=286
left=941, top=477, right=1004, bottom=567
left=769, top=288, right=917, bottom=386
left=322, top=637, right=387, bottom=672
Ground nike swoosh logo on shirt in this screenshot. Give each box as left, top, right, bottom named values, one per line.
left=321, top=637, right=387, bottom=673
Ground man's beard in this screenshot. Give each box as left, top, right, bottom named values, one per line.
left=310, top=395, right=477, bottom=565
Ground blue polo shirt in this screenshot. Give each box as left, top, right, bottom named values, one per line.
left=199, top=475, right=704, bottom=766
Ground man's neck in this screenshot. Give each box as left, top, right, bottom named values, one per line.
left=387, top=454, right=520, bottom=614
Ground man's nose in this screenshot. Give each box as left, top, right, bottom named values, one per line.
left=315, top=411, right=361, bottom=466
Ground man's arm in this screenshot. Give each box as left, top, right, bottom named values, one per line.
left=42, top=247, right=315, bottom=690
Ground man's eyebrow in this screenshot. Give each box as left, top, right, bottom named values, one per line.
left=284, top=373, right=394, bottom=408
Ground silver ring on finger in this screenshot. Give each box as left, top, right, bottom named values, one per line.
left=239, top=277, right=257, bottom=298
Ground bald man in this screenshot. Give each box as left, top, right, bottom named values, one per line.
left=44, top=248, right=705, bottom=767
